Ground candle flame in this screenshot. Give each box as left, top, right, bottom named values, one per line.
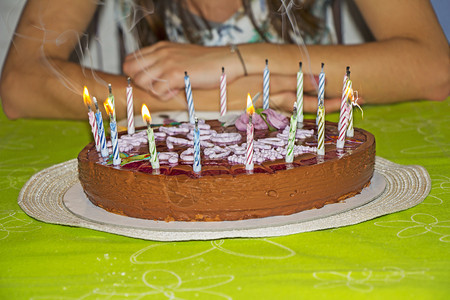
left=347, top=87, right=354, bottom=100
left=246, top=93, right=254, bottom=115
left=83, top=86, right=92, bottom=106
left=103, top=98, right=114, bottom=116
left=141, top=104, right=152, bottom=124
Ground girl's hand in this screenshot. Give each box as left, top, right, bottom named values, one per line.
left=123, top=41, right=240, bottom=100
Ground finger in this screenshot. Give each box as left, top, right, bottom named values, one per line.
left=147, top=62, right=186, bottom=95
left=124, top=41, right=172, bottom=62
left=151, top=77, right=182, bottom=99
left=157, top=88, right=181, bottom=102
left=123, top=52, right=159, bottom=77
left=131, top=67, right=163, bottom=92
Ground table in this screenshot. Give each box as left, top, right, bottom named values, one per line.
left=1, top=98, right=449, bottom=299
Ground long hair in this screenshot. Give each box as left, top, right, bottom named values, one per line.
left=133, top=0, right=323, bottom=46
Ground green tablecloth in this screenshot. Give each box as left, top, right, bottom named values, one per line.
left=1, top=98, right=449, bottom=299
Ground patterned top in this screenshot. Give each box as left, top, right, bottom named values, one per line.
left=117, top=0, right=335, bottom=48
left=165, top=0, right=334, bottom=45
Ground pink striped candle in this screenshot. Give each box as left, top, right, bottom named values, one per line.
left=88, top=111, right=100, bottom=152
left=126, top=77, right=135, bottom=135
left=83, top=87, right=100, bottom=152
left=220, top=67, right=227, bottom=117
left=245, top=94, right=255, bottom=171
left=296, top=62, right=304, bottom=125
left=338, top=67, right=350, bottom=132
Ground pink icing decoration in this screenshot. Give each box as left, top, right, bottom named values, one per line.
left=235, top=113, right=267, bottom=131
left=235, top=108, right=288, bottom=131
left=262, top=109, right=289, bottom=130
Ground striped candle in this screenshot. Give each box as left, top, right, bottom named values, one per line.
left=263, top=59, right=270, bottom=110
left=108, top=84, right=116, bottom=121
left=337, top=79, right=353, bottom=149
left=220, top=67, right=227, bottom=117
left=141, top=104, right=160, bottom=170
left=338, top=67, right=350, bottom=132
left=147, top=125, right=159, bottom=169
left=316, top=63, right=325, bottom=125
left=88, top=111, right=100, bottom=152
left=246, top=117, right=254, bottom=170
left=285, top=104, right=298, bottom=163
left=317, top=104, right=325, bottom=156
left=82, top=87, right=100, bottom=152
left=104, top=98, right=121, bottom=166
left=93, top=97, right=109, bottom=158
left=109, top=120, right=121, bottom=166
left=246, top=94, right=255, bottom=171
left=193, top=117, right=202, bottom=173
left=338, top=78, right=351, bottom=134
left=126, top=77, right=135, bottom=135
left=296, top=62, right=304, bottom=125
left=184, top=71, right=196, bottom=124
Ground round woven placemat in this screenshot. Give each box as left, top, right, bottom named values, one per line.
left=18, top=157, right=430, bottom=241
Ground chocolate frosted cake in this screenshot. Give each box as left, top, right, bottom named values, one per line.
left=77, top=116, right=375, bottom=222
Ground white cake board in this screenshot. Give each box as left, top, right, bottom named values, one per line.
left=18, top=157, right=430, bottom=241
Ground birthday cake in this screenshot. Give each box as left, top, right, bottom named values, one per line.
left=77, top=113, right=375, bottom=222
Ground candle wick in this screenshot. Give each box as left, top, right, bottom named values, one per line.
left=222, top=66, right=224, bottom=74
left=299, top=61, right=302, bottom=71
left=93, top=97, right=99, bottom=111
left=127, top=77, right=131, bottom=86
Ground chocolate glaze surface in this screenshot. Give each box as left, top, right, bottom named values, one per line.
left=78, top=119, right=375, bottom=221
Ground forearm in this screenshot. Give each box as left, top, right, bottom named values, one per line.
left=238, top=38, right=449, bottom=104
left=236, top=0, right=449, bottom=104
left=1, top=57, right=186, bottom=120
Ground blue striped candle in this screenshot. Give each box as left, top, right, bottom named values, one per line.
left=316, top=63, right=325, bottom=125
left=108, top=84, right=116, bottom=121
left=93, top=97, right=109, bottom=158
left=193, top=117, right=201, bottom=173
left=263, top=59, right=270, bottom=110
left=109, top=120, right=121, bottom=166
left=184, top=71, right=196, bottom=124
